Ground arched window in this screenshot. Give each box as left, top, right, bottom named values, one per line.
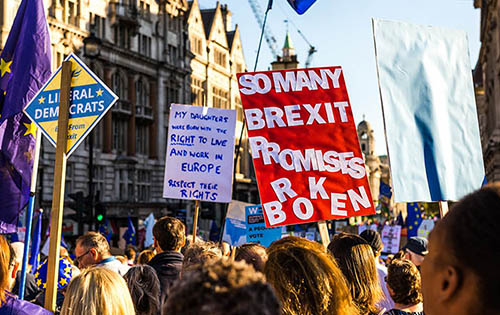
left=112, top=71, right=128, bottom=100
left=136, top=78, right=149, bottom=107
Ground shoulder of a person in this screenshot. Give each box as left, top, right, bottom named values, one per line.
left=0, top=294, right=52, bottom=315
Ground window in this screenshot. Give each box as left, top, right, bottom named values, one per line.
left=168, top=45, right=177, bottom=64
left=212, top=87, right=228, bottom=109
left=236, top=63, right=243, bottom=73
left=112, top=72, right=128, bottom=99
left=93, top=166, right=105, bottom=199
left=191, top=36, right=203, bottom=55
left=66, top=0, right=80, bottom=26
left=136, top=79, right=151, bottom=117
left=137, top=170, right=151, bottom=201
left=139, top=0, right=150, bottom=19
left=112, top=119, right=128, bottom=153
left=90, top=13, right=106, bottom=38
left=84, top=119, right=103, bottom=150
left=168, top=16, right=178, bottom=32
left=65, top=162, right=74, bottom=197
left=136, top=124, right=150, bottom=155
left=191, top=78, right=204, bottom=106
left=235, top=96, right=243, bottom=121
left=138, top=35, right=151, bottom=57
left=115, top=26, right=130, bottom=49
left=214, top=49, right=226, bottom=67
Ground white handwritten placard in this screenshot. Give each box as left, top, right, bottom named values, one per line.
left=163, top=104, right=236, bottom=203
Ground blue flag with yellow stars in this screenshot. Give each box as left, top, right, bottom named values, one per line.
left=287, top=0, right=317, bottom=14
left=406, top=202, right=422, bottom=237
left=34, top=257, right=73, bottom=290
left=0, top=0, right=51, bottom=233
left=123, top=217, right=136, bottom=245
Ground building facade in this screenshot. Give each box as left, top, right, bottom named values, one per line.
left=473, top=0, right=500, bottom=182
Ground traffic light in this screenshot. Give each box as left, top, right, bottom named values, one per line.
left=94, top=202, right=106, bottom=224
left=67, top=191, right=91, bottom=223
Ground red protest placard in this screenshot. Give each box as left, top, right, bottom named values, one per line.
left=237, top=66, right=375, bottom=227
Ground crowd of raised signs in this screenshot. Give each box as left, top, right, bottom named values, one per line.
left=0, top=183, right=498, bottom=315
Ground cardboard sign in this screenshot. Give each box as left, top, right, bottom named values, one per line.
left=373, top=19, right=484, bottom=201
left=381, top=225, right=402, bottom=254
left=163, top=104, right=236, bottom=203
left=246, top=205, right=282, bottom=247
left=237, top=67, right=375, bottom=227
left=24, top=53, right=118, bottom=156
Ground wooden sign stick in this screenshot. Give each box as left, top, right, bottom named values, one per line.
left=439, top=201, right=449, bottom=218
left=44, top=61, right=72, bottom=311
left=192, top=200, right=200, bottom=243
left=317, top=221, right=330, bottom=247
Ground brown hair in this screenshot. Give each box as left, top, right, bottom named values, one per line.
left=137, top=249, right=155, bottom=265
left=164, top=258, right=280, bottom=315
left=328, top=233, right=383, bottom=315
left=124, top=265, right=160, bottom=315
left=182, top=241, right=221, bottom=270
left=265, top=236, right=358, bottom=315
left=235, top=243, right=267, bottom=272
left=0, top=236, right=12, bottom=304
left=76, top=232, right=110, bottom=256
left=61, top=267, right=135, bottom=315
left=434, top=183, right=500, bottom=311
left=152, top=216, right=185, bottom=251
left=386, top=259, right=422, bottom=305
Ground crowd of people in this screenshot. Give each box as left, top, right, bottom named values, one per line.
left=0, top=183, right=498, bottom=314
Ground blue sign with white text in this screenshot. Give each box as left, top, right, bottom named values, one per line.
left=246, top=205, right=282, bottom=247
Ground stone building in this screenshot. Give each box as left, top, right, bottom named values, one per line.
left=1, top=0, right=193, bottom=237
left=473, top=0, right=500, bottom=182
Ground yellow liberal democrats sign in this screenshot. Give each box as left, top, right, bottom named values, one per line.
left=24, top=53, right=118, bottom=156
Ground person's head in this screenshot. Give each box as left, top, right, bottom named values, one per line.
left=75, top=232, right=111, bottom=268
left=421, top=183, right=500, bottom=315
left=328, top=233, right=383, bottom=315
left=266, top=236, right=357, bottom=315
left=152, top=216, right=185, bottom=253
left=403, top=237, right=428, bottom=267
left=386, top=259, right=422, bottom=307
left=0, top=237, right=18, bottom=302
left=10, top=242, right=24, bottom=265
left=180, top=234, right=204, bottom=255
left=182, top=241, right=222, bottom=271
left=164, top=258, right=280, bottom=315
left=124, top=265, right=160, bottom=315
left=136, top=249, right=155, bottom=265
left=359, top=229, right=383, bottom=258
left=125, top=247, right=136, bottom=261
left=235, top=243, right=267, bottom=272
left=61, top=267, right=135, bottom=315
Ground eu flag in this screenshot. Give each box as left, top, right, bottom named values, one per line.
left=0, top=0, right=51, bottom=233
left=287, top=0, right=317, bottom=14
left=99, top=219, right=113, bottom=243
left=123, top=217, right=136, bottom=245
left=29, top=211, right=42, bottom=274
left=379, top=180, right=392, bottom=199
left=406, top=202, right=422, bottom=237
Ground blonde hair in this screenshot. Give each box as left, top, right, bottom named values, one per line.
left=61, top=267, right=135, bottom=315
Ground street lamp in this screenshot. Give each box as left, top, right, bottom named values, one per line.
left=83, top=29, right=102, bottom=232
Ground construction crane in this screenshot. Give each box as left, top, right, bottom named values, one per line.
left=284, top=19, right=317, bottom=68
left=247, top=0, right=279, bottom=59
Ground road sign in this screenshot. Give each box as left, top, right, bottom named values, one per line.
left=24, top=53, right=118, bottom=156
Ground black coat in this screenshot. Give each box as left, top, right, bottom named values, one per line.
left=12, top=271, right=41, bottom=301
left=147, top=251, right=183, bottom=303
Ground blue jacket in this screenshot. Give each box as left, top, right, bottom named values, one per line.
left=0, top=292, right=52, bottom=315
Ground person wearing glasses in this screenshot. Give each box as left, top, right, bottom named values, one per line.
left=74, top=232, right=129, bottom=276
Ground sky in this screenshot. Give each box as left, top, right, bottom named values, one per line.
left=198, top=0, right=481, bottom=155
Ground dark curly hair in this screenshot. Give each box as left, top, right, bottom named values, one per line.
left=163, top=258, right=280, bottom=315
left=386, top=259, right=422, bottom=305
left=124, top=265, right=161, bottom=315
left=182, top=241, right=221, bottom=271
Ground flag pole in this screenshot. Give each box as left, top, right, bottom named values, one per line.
left=439, top=201, right=449, bottom=217
left=18, top=127, right=42, bottom=299
left=44, top=61, right=71, bottom=311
